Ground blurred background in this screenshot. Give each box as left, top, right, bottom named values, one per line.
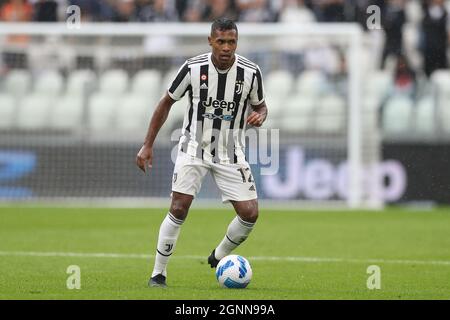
left=0, top=0, right=449, bottom=208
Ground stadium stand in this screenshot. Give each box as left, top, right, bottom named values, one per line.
left=441, top=99, right=450, bottom=134
left=66, top=69, right=97, bottom=96
left=17, top=94, right=53, bottom=130
left=264, top=70, right=294, bottom=99
left=1, top=62, right=449, bottom=136
left=282, top=95, right=315, bottom=132
left=34, top=70, right=64, bottom=96
left=383, top=95, right=413, bottom=135
left=0, top=0, right=449, bottom=140
left=3, top=69, right=32, bottom=98
left=261, top=95, right=282, bottom=130
left=0, top=93, right=15, bottom=129
left=116, top=93, right=154, bottom=131
left=415, top=95, right=435, bottom=136
left=98, top=69, right=129, bottom=97
left=131, top=69, right=162, bottom=99
left=88, top=93, right=119, bottom=130
left=364, top=71, right=393, bottom=103
left=315, top=94, right=346, bottom=133
left=295, top=70, right=328, bottom=98
left=50, top=95, right=84, bottom=130
left=430, top=69, right=450, bottom=95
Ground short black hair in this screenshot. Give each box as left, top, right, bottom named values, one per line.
left=210, top=18, right=238, bottom=36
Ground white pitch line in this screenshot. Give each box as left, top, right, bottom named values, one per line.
left=0, top=250, right=450, bottom=266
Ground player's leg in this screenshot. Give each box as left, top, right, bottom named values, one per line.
left=208, top=162, right=258, bottom=267
left=208, top=199, right=258, bottom=267
left=150, top=191, right=193, bottom=287
left=230, top=199, right=258, bottom=223
left=150, top=151, right=207, bottom=287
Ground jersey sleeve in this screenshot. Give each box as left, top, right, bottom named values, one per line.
left=167, top=61, right=191, bottom=101
left=249, top=66, right=265, bottom=105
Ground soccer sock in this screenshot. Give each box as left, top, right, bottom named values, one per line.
left=151, top=212, right=184, bottom=278
left=214, top=215, right=255, bottom=261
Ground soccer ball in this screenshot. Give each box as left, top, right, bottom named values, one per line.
left=215, top=255, right=252, bottom=288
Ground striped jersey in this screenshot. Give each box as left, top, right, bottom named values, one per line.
left=167, top=52, right=265, bottom=164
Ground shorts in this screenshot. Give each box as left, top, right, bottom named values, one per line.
left=171, top=151, right=257, bottom=203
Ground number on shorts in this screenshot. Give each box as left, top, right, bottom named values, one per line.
left=237, top=167, right=253, bottom=183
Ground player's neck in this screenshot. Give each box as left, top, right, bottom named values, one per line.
left=211, top=54, right=235, bottom=72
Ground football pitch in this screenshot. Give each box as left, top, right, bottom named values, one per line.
left=0, top=206, right=449, bottom=300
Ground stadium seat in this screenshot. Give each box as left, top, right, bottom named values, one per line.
left=116, top=93, right=153, bottom=130
left=430, top=69, right=450, bottom=96
left=364, top=71, right=393, bottom=101
left=315, top=94, right=346, bottom=133
left=382, top=95, right=413, bottom=134
left=131, top=69, right=162, bottom=98
left=265, top=70, right=294, bottom=99
left=3, top=70, right=32, bottom=97
left=415, top=95, right=435, bottom=135
left=281, top=95, right=315, bottom=132
left=295, top=70, right=328, bottom=97
left=50, top=95, right=84, bottom=130
left=66, top=70, right=97, bottom=95
left=98, top=69, right=129, bottom=96
left=0, top=94, right=16, bottom=128
left=440, top=97, right=450, bottom=134
left=262, top=95, right=283, bottom=129
left=34, top=70, right=64, bottom=96
left=88, top=93, right=119, bottom=130
left=17, top=94, right=53, bottom=129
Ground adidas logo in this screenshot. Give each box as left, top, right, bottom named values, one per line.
left=200, top=83, right=208, bottom=90
left=249, top=185, right=255, bottom=191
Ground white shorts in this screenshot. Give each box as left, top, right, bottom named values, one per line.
left=171, top=151, right=257, bottom=203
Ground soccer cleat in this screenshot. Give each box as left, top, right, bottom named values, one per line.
left=148, top=274, right=167, bottom=288
left=207, top=249, right=220, bottom=268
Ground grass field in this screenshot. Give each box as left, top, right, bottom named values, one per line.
left=0, top=206, right=449, bottom=300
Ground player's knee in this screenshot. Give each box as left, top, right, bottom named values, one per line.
left=239, top=203, right=258, bottom=223
left=245, top=208, right=259, bottom=223
left=170, top=202, right=189, bottom=221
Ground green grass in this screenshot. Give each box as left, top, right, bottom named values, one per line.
left=0, top=206, right=449, bottom=299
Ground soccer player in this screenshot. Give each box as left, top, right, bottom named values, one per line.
left=136, top=18, right=267, bottom=287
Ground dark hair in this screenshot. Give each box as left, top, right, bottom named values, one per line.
left=210, top=18, right=238, bottom=36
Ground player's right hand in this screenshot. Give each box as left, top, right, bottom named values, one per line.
left=136, top=144, right=153, bottom=173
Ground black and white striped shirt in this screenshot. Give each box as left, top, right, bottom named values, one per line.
left=167, top=52, right=265, bottom=164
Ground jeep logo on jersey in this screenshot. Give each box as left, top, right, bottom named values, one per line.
left=202, top=97, right=236, bottom=111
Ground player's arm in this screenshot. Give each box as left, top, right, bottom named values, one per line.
left=247, top=65, right=266, bottom=127
left=136, top=92, right=176, bottom=173
left=247, top=101, right=268, bottom=127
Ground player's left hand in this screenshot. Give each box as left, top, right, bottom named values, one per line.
left=246, top=111, right=264, bottom=127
